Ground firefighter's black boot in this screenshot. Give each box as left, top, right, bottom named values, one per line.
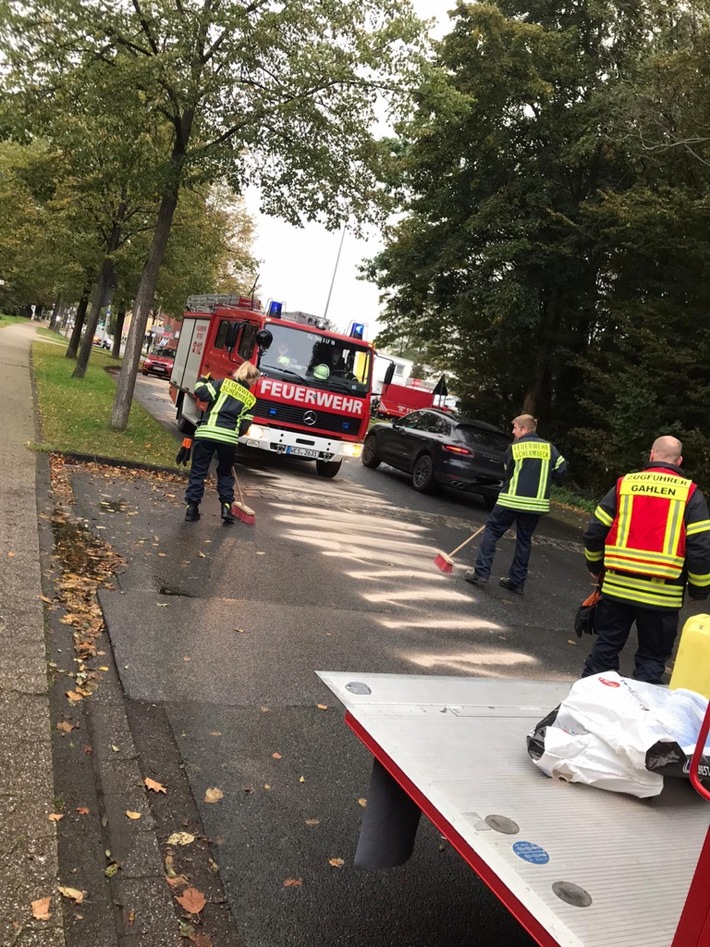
left=220, top=502, right=236, bottom=524
left=185, top=503, right=200, bottom=522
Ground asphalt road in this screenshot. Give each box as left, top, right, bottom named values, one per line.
left=88, top=376, right=598, bottom=946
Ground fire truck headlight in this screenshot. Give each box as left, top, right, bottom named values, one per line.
left=244, top=423, right=265, bottom=440
left=342, top=443, right=363, bottom=458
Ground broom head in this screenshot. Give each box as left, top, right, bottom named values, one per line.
left=231, top=500, right=256, bottom=526
left=433, top=551, right=454, bottom=574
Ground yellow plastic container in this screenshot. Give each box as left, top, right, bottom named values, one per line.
left=670, top=614, right=710, bottom=699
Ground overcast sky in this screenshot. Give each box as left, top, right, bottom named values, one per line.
left=244, top=0, right=449, bottom=340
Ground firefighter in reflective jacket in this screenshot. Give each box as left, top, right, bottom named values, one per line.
left=466, top=414, right=567, bottom=594
left=184, top=361, right=260, bottom=523
left=582, top=435, right=710, bottom=683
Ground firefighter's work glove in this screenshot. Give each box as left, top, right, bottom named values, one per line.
left=175, top=437, right=193, bottom=466
left=688, top=586, right=709, bottom=602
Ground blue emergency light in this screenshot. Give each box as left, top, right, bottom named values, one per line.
left=269, top=301, right=283, bottom=317
left=349, top=322, right=365, bottom=339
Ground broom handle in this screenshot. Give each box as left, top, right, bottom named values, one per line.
left=447, top=525, right=485, bottom=558
left=232, top=466, right=246, bottom=506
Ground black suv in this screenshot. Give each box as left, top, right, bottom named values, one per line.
left=362, top=409, right=509, bottom=508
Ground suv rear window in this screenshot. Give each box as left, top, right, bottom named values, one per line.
left=458, top=425, right=509, bottom=453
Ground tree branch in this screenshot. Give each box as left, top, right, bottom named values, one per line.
left=131, top=0, right=161, bottom=55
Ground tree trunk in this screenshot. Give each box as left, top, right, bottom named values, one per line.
left=49, top=295, right=63, bottom=331
left=66, top=287, right=91, bottom=359
left=111, top=308, right=126, bottom=359
left=73, top=258, right=117, bottom=379
left=73, top=225, right=122, bottom=379
left=111, top=132, right=190, bottom=431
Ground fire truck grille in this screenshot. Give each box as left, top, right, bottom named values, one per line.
left=252, top=398, right=356, bottom=435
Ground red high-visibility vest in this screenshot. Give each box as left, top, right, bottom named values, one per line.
left=604, top=468, right=695, bottom=579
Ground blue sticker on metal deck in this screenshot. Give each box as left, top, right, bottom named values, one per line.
left=512, top=841, right=550, bottom=865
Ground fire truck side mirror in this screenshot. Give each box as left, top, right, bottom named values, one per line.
left=383, top=363, right=395, bottom=386
left=256, top=329, right=273, bottom=351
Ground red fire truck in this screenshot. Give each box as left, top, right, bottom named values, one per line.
left=169, top=295, right=377, bottom=478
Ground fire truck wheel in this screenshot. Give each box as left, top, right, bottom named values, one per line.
left=412, top=453, right=436, bottom=493
left=361, top=435, right=381, bottom=468
left=316, top=459, right=342, bottom=479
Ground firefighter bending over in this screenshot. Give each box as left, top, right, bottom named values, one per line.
left=184, top=361, right=260, bottom=523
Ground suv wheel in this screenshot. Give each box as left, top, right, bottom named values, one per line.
left=361, top=434, right=381, bottom=468
left=412, top=453, right=436, bottom=493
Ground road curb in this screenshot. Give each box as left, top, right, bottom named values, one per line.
left=42, top=450, right=184, bottom=478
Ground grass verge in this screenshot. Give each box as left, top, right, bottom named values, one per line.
left=32, top=341, right=179, bottom=468
left=0, top=313, right=31, bottom=329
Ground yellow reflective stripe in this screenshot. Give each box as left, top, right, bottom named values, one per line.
left=507, top=462, right=522, bottom=498
left=594, top=506, right=613, bottom=527
left=605, top=546, right=683, bottom=565
left=602, top=572, right=683, bottom=608
left=553, top=453, right=565, bottom=470
left=194, top=428, right=238, bottom=443
left=537, top=458, right=549, bottom=501
left=663, top=499, right=684, bottom=558
left=688, top=571, right=710, bottom=587
left=616, top=493, right=633, bottom=547
left=585, top=548, right=604, bottom=560
left=497, top=494, right=549, bottom=512
left=686, top=519, right=710, bottom=536
left=604, top=558, right=681, bottom=579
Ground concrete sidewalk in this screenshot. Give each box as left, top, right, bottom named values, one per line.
left=0, top=321, right=63, bottom=945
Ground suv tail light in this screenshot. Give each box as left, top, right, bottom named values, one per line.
left=444, top=444, right=472, bottom=456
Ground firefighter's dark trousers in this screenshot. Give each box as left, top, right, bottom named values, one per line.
left=581, top=595, right=679, bottom=684
left=185, top=438, right=237, bottom=506
left=474, top=505, right=540, bottom=588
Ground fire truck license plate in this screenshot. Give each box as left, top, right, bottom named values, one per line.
left=287, top=447, right=319, bottom=459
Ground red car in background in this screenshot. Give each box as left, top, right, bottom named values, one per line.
left=141, top=346, right=175, bottom=378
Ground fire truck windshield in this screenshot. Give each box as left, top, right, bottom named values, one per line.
left=260, top=326, right=371, bottom=394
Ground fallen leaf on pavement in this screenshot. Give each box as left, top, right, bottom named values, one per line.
left=305, top=819, right=320, bottom=826
left=40, top=595, right=54, bottom=604
left=48, top=813, right=64, bottom=822
left=283, top=879, right=302, bottom=887
left=76, top=807, right=90, bottom=815
left=190, top=933, right=213, bottom=947
left=176, top=887, right=206, bottom=914
left=58, top=886, right=85, bottom=903
left=166, top=874, right=189, bottom=887
left=31, top=897, right=52, bottom=920
left=316, top=704, right=328, bottom=711
left=198, top=551, right=206, bottom=558
left=358, top=798, right=367, bottom=808
left=167, top=832, right=195, bottom=846
left=209, top=731, right=221, bottom=737
left=328, top=858, right=345, bottom=868
left=125, top=811, right=142, bottom=820
left=145, top=777, right=167, bottom=794
left=271, top=752, right=282, bottom=760
left=298, top=776, right=305, bottom=783
left=66, top=691, right=83, bottom=703
left=56, top=721, right=75, bottom=733
left=204, top=787, right=223, bottom=804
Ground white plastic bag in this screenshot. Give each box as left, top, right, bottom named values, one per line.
left=529, top=672, right=709, bottom=798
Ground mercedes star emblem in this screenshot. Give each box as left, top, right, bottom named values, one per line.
left=303, top=410, right=317, bottom=426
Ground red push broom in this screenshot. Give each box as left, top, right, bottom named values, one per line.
left=230, top=467, right=256, bottom=526
left=433, top=525, right=485, bottom=574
